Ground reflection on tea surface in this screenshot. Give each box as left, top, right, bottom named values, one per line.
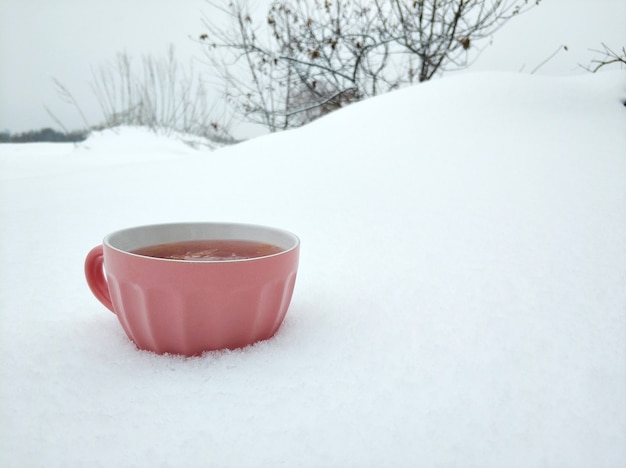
left=132, top=239, right=284, bottom=261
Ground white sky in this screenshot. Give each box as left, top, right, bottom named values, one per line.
left=0, top=0, right=624, bottom=135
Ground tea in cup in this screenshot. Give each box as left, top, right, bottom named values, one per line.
left=84, top=222, right=300, bottom=356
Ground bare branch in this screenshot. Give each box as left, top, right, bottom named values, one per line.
left=582, top=43, right=626, bottom=73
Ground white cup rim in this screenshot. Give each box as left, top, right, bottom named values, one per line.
left=103, top=222, right=300, bottom=263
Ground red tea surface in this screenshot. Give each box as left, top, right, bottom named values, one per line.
left=131, top=239, right=284, bottom=261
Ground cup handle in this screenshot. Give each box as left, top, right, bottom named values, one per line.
left=84, top=245, right=115, bottom=313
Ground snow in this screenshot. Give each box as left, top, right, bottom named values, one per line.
left=1, top=71, right=625, bottom=467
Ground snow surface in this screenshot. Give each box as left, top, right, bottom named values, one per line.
left=1, top=71, right=625, bottom=468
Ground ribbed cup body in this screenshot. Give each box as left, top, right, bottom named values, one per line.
left=96, top=223, right=299, bottom=356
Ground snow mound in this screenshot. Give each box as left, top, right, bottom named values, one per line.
left=1, top=71, right=625, bottom=468
left=80, top=125, right=219, bottom=153
left=0, top=126, right=218, bottom=180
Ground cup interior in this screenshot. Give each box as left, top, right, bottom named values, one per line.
left=105, top=222, right=299, bottom=256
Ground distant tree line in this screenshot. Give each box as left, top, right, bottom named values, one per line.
left=0, top=128, right=88, bottom=143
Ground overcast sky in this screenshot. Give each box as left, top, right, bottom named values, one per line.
left=1, top=0, right=624, bottom=136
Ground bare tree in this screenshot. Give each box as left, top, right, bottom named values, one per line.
left=200, top=0, right=540, bottom=131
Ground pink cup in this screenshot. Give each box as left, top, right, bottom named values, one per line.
left=85, top=222, right=300, bottom=356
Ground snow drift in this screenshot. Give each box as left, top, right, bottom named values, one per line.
left=1, top=71, right=625, bottom=468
